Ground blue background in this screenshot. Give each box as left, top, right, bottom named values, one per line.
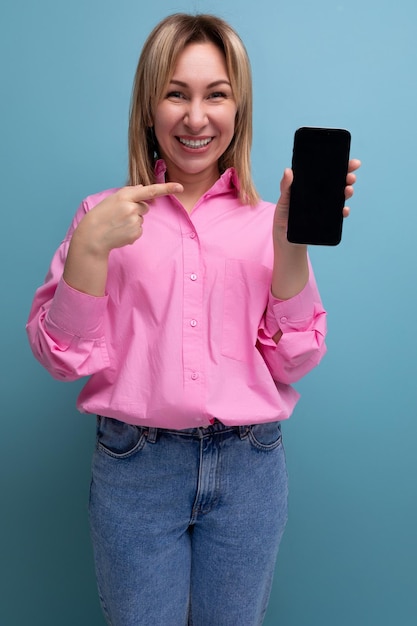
left=1, top=0, right=416, bottom=624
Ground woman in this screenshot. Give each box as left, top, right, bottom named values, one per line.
left=27, top=13, right=359, bottom=625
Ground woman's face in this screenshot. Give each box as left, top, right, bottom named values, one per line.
left=153, top=41, right=237, bottom=186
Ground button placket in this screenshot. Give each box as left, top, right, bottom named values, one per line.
left=181, top=226, right=204, bottom=388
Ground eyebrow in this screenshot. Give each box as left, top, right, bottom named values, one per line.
left=169, top=79, right=232, bottom=89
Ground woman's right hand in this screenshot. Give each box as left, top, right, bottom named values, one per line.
left=73, top=182, right=184, bottom=257
left=63, top=182, right=183, bottom=296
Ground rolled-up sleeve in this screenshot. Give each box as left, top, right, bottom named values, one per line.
left=257, top=267, right=327, bottom=384
left=26, top=199, right=111, bottom=381
left=27, top=274, right=110, bottom=381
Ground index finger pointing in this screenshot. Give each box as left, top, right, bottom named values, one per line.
left=126, top=182, right=184, bottom=202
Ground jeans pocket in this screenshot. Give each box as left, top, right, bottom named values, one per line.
left=247, top=421, right=283, bottom=451
left=96, top=415, right=147, bottom=459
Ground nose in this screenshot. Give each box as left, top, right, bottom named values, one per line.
left=184, top=99, right=208, bottom=131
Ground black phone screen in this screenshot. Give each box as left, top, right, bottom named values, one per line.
left=287, top=127, right=351, bottom=246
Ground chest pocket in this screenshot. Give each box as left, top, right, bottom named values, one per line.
left=221, top=258, right=272, bottom=362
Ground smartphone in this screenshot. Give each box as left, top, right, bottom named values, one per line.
left=287, top=127, right=351, bottom=246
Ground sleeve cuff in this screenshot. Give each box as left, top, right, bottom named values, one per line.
left=265, top=280, right=317, bottom=335
left=47, top=278, right=108, bottom=339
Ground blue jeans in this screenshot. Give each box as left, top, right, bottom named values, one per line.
left=89, top=417, right=288, bottom=626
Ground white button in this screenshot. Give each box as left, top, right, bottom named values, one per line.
left=190, top=273, right=197, bottom=281
left=280, top=316, right=288, bottom=324
left=191, top=372, right=199, bottom=380
left=190, top=319, right=197, bottom=327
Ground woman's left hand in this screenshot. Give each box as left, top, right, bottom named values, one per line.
left=273, top=158, right=361, bottom=243
left=342, top=158, right=361, bottom=218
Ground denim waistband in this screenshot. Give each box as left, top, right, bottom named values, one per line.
left=145, top=419, right=249, bottom=443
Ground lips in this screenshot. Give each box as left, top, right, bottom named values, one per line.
left=177, top=137, right=213, bottom=149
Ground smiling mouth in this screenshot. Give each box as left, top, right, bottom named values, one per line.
left=178, top=137, right=213, bottom=149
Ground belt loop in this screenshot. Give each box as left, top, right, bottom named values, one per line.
left=238, top=425, right=249, bottom=440
left=147, top=427, right=158, bottom=443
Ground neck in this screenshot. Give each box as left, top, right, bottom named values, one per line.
left=166, top=167, right=220, bottom=214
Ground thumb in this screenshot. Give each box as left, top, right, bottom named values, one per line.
left=279, top=168, right=293, bottom=200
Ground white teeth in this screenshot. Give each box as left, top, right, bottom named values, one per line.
left=179, top=137, right=212, bottom=148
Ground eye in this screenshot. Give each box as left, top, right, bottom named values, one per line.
left=208, top=91, right=228, bottom=100
left=166, top=91, right=186, bottom=100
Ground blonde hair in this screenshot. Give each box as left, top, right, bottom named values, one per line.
left=128, top=13, right=259, bottom=205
